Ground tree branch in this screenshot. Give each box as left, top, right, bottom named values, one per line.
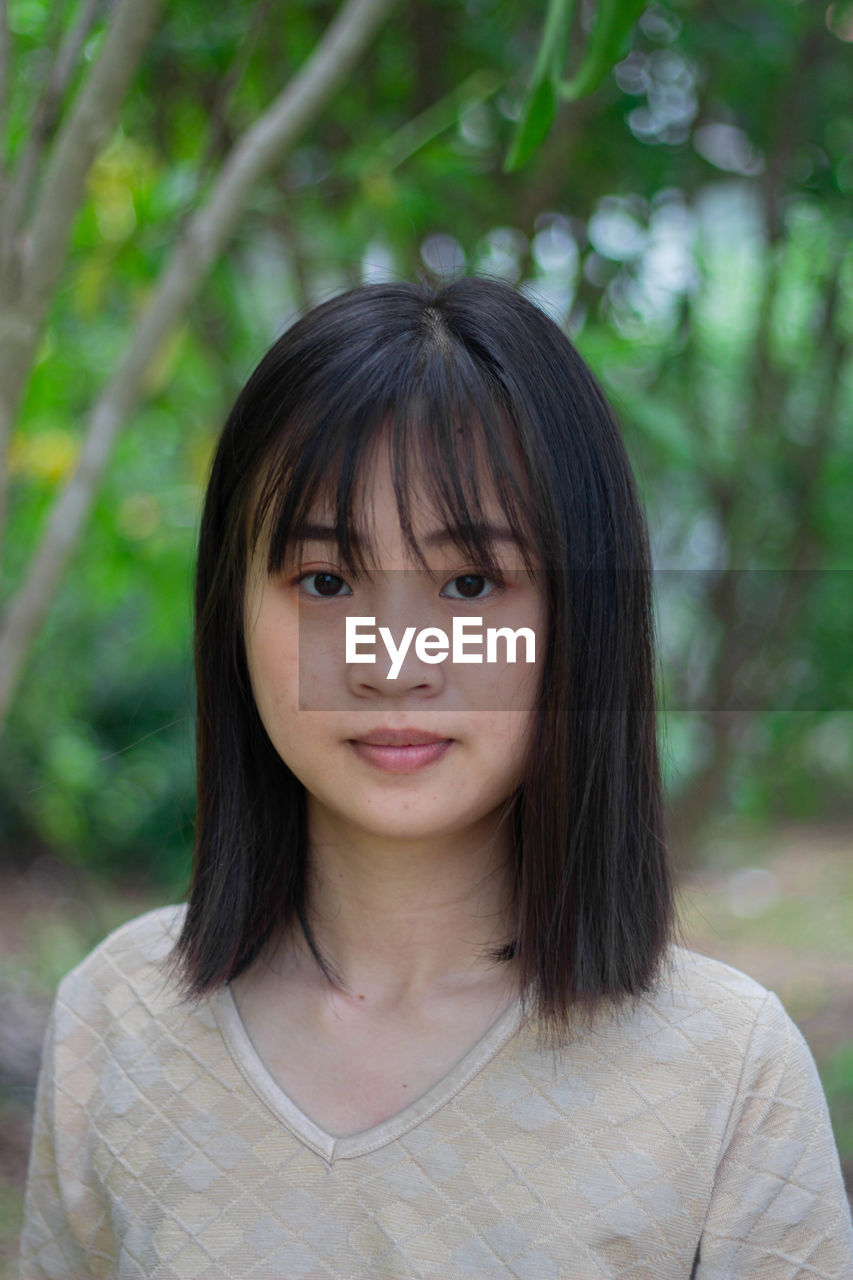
left=668, top=250, right=847, bottom=864
left=0, top=2, right=8, bottom=263
left=0, top=0, right=399, bottom=722
left=770, top=271, right=848, bottom=644
left=18, top=0, right=161, bottom=320
left=195, top=0, right=274, bottom=186
left=3, top=0, right=108, bottom=270
left=0, top=0, right=8, bottom=162
left=0, top=0, right=160, bottom=558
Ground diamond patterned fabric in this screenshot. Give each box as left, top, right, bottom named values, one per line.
left=18, top=906, right=853, bottom=1279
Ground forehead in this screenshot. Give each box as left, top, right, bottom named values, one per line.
left=249, top=405, right=539, bottom=576
left=276, top=496, right=531, bottom=583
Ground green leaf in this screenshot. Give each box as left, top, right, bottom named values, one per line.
left=560, top=0, right=648, bottom=102
left=504, top=75, right=558, bottom=172
left=503, top=0, right=575, bottom=172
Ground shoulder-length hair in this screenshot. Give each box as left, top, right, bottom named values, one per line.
left=170, top=275, right=675, bottom=1047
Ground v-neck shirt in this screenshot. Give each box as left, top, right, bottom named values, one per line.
left=19, top=904, right=853, bottom=1279
left=214, top=979, right=525, bottom=1164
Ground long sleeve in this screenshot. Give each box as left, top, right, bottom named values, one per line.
left=697, top=990, right=853, bottom=1278
left=18, top=1001, right=94, bottom=1279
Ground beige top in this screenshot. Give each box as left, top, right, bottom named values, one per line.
left=19, top=905, right=853, bottom=1279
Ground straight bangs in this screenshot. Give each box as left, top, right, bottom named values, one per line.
left=249, top=331, right=543, bottom=591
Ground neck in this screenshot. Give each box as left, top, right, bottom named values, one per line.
left=289, top=798, right=518, bottom=1008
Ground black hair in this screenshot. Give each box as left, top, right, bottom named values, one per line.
left=169, top=276, right=676, bottom=1048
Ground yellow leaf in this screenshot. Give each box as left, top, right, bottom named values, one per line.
left=8, top=428, right=79, bottom=483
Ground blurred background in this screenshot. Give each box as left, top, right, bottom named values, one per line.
left=0, top=0, right=851, bottom=1266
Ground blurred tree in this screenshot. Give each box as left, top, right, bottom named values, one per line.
left=0, top=0, right=850, bottom=881
left=0, top=0, right=646, bottom=724
left=0, top=0, right=398, bottom=720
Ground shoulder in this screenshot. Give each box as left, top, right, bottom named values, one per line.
left=616, top=944, right=829, bottom=1118
left=51, top=904, right=191, bottom=1044
left=636, top=942, right=798, bottom=1062
left=657, top=943, right=832, bottom=1100
left=540, top=943, right=807, bottom=1084
left=509, top=945, right=842, bottom=1190
left=650, top=941, right=777, bottom=1026
left=59, top=902, right=187, bottom=991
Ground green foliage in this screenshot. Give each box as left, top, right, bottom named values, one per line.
left=504, top=0, right=574, bottom=171
left=505, top=75, right=558, bottom=173
left=2, top=0, right=852, bottom=883
left=505, top=0, right=652, bottom=170
left=560, top=0, right=648, bottom=102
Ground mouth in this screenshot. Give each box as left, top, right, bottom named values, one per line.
left=348, top=730, right=454, bottom=773
left=351, top=728, right=452, bottom=747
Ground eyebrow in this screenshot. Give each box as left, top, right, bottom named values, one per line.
left=287, top=521, right=526, bottom=550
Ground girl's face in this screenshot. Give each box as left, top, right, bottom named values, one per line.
left=243, top=440, right=545, bottom=850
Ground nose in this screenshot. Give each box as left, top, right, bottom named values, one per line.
left=349, top=639, right=446, bottom=698
left=347, top=575, right=447, bottom=700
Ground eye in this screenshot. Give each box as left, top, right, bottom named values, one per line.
left=440, top=573, right=502, bottom=601
left=297, top=571, right=353, bottom=598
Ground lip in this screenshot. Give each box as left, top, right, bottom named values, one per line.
left=352, top=728, right=452, bottom=746
left=348, top=736, right=454, bottom=773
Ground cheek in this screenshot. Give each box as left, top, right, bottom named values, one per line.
left=480, top=709, right=537, bottom=787
left=245, top=614, right=300, bottom=727
left=247, top=639, right=320, bottom=778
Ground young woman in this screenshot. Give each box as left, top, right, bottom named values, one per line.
left=20, top=278, right=852, bottom=1278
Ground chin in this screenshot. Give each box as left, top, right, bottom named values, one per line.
left=346, top=804, right=481, bottom=843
